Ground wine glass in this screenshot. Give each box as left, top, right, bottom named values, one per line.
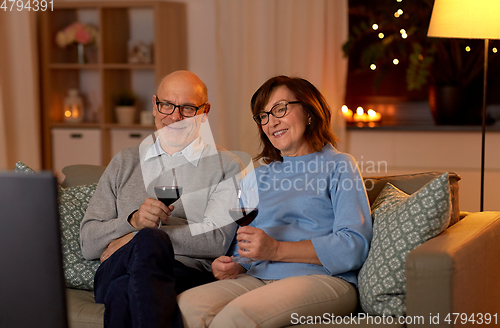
left=229, top=187, right=258, bottom=263
left=154, top=169, right=182, bottom=229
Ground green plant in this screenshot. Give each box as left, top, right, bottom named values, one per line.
left=115, top=91, right=136, bottom=106
left=343, top=0, right=493, bottom=91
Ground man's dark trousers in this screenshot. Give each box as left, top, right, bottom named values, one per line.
left=94, top=228, right=215, bottom=328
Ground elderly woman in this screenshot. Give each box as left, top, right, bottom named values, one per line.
left=178, top=76, right=373, bottom=327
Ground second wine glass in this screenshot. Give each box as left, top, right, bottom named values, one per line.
left=229, top=187, right=258, bottom=263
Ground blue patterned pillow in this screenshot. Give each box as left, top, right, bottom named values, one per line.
left=15, top=162, right=100, bottom=290
left=358, top=173, right=451, bottom=316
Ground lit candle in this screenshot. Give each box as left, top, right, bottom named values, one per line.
left=341, top=105, right=353, bottom=122
left=367, top=109, right=382, bottom=122
left=353, top=107, right=369, bottom=122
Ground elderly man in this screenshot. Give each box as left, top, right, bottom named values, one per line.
left=80, top=71, right=245, bottom=328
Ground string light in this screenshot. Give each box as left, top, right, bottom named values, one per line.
left=493, top=47, right=498, bottom=53
left=372, top=24, right=379, bottom=30
left=394, top=9, right=403, bottom=17
left=393, top=59, right=399, bottom=65
left=370, top=64, right=377, bottom=70
left=341, top=105, right=349, bottom=114
left=397, top=0, right=402, bottom=2
left=356, top=107, right=364, bottom=115
left=465, top=46, right=471, bottom=52
left=378, top=33, right=385, bottom=39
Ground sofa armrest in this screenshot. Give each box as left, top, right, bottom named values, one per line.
left=405, top=211, right=500, bottom=327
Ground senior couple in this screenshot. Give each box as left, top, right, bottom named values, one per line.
left=81, top=70, right=373, bottom=328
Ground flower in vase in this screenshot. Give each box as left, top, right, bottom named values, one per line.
left=56, top=22, right=98, bottom=48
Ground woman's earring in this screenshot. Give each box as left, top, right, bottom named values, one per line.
left=308, top=117, right=312, bottom=125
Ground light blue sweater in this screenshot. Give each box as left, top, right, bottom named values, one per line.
left=235, top=144, right=373, bottom=286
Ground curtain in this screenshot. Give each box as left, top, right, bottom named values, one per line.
left=0, top=10, right=41, bottom=170
left=213, top=0, right=348, bottom=161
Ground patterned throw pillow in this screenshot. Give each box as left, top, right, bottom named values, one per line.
left=14, top=161, right=36, bottom=174
left=358, top=173, right=451, bottom=317
left=15, top=162, right=101, bottom=290
left=59, top=183, right=101, bottom=290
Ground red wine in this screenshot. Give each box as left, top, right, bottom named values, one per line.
left=154, top=186, right=182, bottom=207
left=229, top=207, right=258, bottom=226
left=157, top=197, right=178, bottom=206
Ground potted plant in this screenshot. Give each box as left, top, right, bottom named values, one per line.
left=343, top=0, right=498, bottom=124
left=114, top=91, right=137, bottom=125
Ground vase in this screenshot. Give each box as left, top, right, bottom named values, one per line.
left=428, top=85, right=470, bottom=125
left=428, top=85, right=494, bottom=125
left=77, top=43, right=86, bottom=64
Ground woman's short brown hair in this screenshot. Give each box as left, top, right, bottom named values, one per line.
left=251, top=75, right=338, bottom=164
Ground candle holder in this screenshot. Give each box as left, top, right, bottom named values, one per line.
left=343, top=106, right=382, bottom=125
left=64, top=89, right=84, bottom=123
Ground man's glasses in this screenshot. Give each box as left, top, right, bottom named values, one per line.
left=155, top=95, right=206, bottom=117
left=253, top=101, right=301, bottom=125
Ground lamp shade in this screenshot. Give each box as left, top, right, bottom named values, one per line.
left=428, top=0, right=500, bottom=40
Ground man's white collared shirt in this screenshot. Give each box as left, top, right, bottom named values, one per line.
left=144, top=136, right=205, bottom=167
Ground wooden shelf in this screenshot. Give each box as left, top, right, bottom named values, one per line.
left=103, top=64, right=155, bottom=70
left=39, top=1, right=187, bottom=170
left=104, top=123, right=156, bottom=130
left=51, top=122, right=102, bottom=129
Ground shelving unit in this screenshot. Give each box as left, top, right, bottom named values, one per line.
left=39, top=1, right=187, bottom=171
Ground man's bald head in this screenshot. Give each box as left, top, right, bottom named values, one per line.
left=157, top=70, right=208, bottom=103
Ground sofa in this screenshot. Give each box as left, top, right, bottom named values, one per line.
left=60, top=165, right=500, bottom=328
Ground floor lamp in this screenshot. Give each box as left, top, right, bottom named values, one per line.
left=427, top=0, right=500, bottom=212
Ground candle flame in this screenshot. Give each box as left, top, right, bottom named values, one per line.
left=72, top=105, right=79, bottom=118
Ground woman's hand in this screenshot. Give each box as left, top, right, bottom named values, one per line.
left=100, top=233, right=133, bottom=262
left=236, top=226, right=280, bottom=261
left=129, top=198, right=173, bottom=229
left=212, top=256, right=245, bottom=280
left=236, top=226, right=322, bottom=265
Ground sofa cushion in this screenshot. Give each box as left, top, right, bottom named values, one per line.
left=363, top=171, right=460, bottom=226
left=15, top=162, right=101, bottom=291
left=66, top=289, right=104, bottom=328
left=358, top=173, right=451, bottom=317
left=61, top=164, right=106, bottom=188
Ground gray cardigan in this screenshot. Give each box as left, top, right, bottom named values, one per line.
left=80, top=143, right=244, bottom=272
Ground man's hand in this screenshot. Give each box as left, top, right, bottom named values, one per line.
left=211, top=256, right=246, bottom=280
left=129, top=198, right=174, bottom=229
left=236, top=226, right=280, bottom=261
left=100, top=233, right=133, bottom=262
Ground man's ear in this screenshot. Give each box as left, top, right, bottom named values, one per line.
left=201, top=103, right=211, bottom=122
left=152, top=95, right=159, bottom=117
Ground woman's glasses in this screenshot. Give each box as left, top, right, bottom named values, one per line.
left=253, top=101, right=300, bottom=125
